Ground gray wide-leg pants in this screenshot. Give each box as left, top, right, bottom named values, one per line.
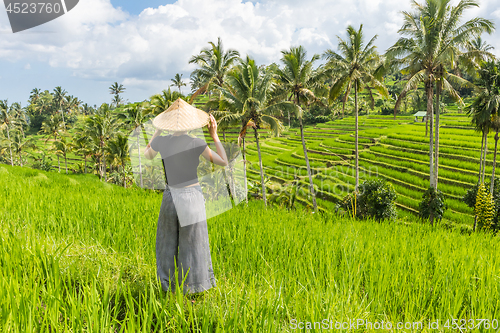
left=156, top=184, right=217, bottom=294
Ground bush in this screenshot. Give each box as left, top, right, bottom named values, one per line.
left=475, top=183, right=496, bottom=231
left=463, top=179, right=500, bottom=232
left=419, top=187, right=447, bottom=224
left=31, top=152, right=53, bottom=172
left=336, top=178, right=397, bottom=221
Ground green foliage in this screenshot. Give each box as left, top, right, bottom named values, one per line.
left=419, top=187, right=447, bottom=223
left=31, top=151, right=53, bottom=172
left=267, top=177, right=301, bottom=210
left=474, top=183, right=496, bottom=231
left=336, top=178, right=397, bottom=221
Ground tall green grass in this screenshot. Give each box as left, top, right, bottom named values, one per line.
left=2, top=164, right=499, bottom=331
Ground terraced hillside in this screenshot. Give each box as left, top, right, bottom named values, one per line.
left=241, top=113, right=486, bottom=229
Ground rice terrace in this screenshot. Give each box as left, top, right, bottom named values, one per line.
left=1, top=0, right=500, bottom=331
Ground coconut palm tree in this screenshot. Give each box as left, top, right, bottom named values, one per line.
left=109, top=82, right=125, bottom=107
left=216, top=56, right=297, bottom=206
left=387, top=0, right=494, bottom=192
left=275, top=45, right=327, bottom=212
left=0, top=100, right=16, bottom=166
left=53, top=133, right=73, bottom=174
left=10, top=103, right=27, bottom=139
left=117, top=102, right=153, bottom=187
left=490, top=112, right=500, bottom=194
left=10, top=130, right=37, bottom=167
left=147, top=88, right=184, bottom=116
left=107, top=133, right=130, bottom=187
left=467, top=60, right=500, bottom=184
left=85, top=104, right=119, bottom=181
left=39, top=114, right=64, bottom=170
left=323, top=24, right=388, bottom=192
left=170, top=73, right=186, bottom=94
left=73, top=124, right=94, bottom=174
left=460, top=36, right=496, bottom=78
left=190, top=71, right=204, bottom=94
left=53, top=86, right=68, bottom=130
left=188, top=37, right=240, bottom=102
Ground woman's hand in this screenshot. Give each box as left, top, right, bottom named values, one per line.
left=207, top=114, right=218, bottom=139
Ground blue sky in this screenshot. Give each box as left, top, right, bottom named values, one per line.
left=0, top=0, right=499, bottom=108
left=110, top=0, right=176, bottom=16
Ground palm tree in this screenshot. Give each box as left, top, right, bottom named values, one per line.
left=10, top=103, right=27, bottom=139
left=117, top=102, right=153, bottom=188
left=276, top=45, right=327, bottom=212
left=73, top=124, right=94, bottom=174
left=64, top=95, right=80, bottom=120
left=216, top=56, right=296, bottom=206
left=190, top=71, right=204, bottom=94
left=188, top=37, right=240, bottom=102
left=386, top=0, right=494, bottom=193
left=10, top=130, right=37, bottom=167
left=323, top=24, right=388, bottom=192
left=39, top=115, right=64, bottom=171
left=107, top=133, right=130, bottom=187
left=53, top=86, right=68, bottom=130
left=147, top=88, right=183, bottom=116
left=81, top=103, right=95, bottom=116
left=170, top=73, right=186, bottom=94
left=490, top=112, right=500, bottom=194
left=109, top=82, right=126, bottom=107
left=53, top=134, right=73, bottom=174
left=460, top=37, right=496, bottom=78
left=467, top=60, right=500, bottom=184
left=85, top=104, right=119, bottom=181
left=0, top=100, right=16, bottom=166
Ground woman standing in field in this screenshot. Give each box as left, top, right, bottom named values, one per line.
left=144, top=98, right=228, bottom=296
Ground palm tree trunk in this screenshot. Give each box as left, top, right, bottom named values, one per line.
left=434, top=82, right=441, bottom=190
left=254, top=127, right=266, bottom=206
left=288, top=110, right=291, bottom=127
left=123, top=164, right=126, bottom=188
left=57, top=155, right=60, bottom=172
left=6, top=125, right=13, bottom=166
left=427, top=81, right=434, bottom=190
left=427, top=81, right=434, bottom=226
left=136, top=133, right=143, bottom=188
left=65, top=154, right=68, bottom=174
left=61, top=107, right=66, bottom=131
left=479, top=131, right=485, bottom=182
left=103, top=153, right=107, bottom=182
left=341, top=95, right=346, bottom=118
left=299, top=116, right=318, bottom=212
left=242, top=137, right=248, bottom=204
left=223, top=130, right=226, bottom=141
left=19, top=153, right=22, bottom=167
left=96, top=156, right=101, bottom=179
left=355, top=82, right=359, bottom=191
left=490, top=129, right=499, bottom=194
left=482, top=131, right=488, bottom=183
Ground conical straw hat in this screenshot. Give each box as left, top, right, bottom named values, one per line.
left=152, top=98, right=210, bottom=132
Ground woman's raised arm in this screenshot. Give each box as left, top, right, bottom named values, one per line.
left=201, top=114, right=228, bottom=166
left=144, top=129, right=163, bottom=160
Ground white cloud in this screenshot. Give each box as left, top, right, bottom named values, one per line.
left=0, top=0, right=499, bottom=103
left=24, top=63, right=30, bottom=70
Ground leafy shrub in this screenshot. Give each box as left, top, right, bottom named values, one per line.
left=419, top=187, right=447, bottom=223
left=31, top=152, right=53, bottom=172
left=463, top=179, right=500, bottom=232
left=474, top=183, right=495, bottom=231
left=335, top=178, right=397, bottom=221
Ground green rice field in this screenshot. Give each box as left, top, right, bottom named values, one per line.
left=1, top=164, right=499, bottom=332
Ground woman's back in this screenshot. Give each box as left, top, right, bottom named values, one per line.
left=150, top=134, right=207, bottom=188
